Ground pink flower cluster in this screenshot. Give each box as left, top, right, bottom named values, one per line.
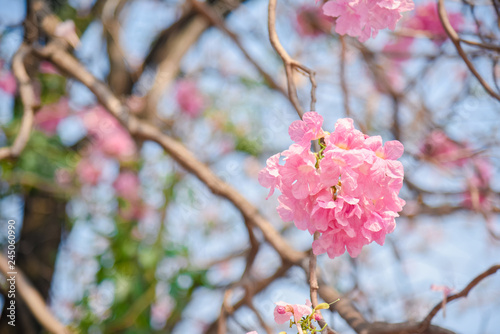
left=259, top=112, right=405, bottom=258
left=34, top=98, right=69, bottom=135
left=322, top=0, right=414, bottom=42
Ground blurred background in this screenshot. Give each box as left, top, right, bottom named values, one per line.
left=0, top=0, right=499, bottom=333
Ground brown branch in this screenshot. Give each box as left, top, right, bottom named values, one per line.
left=418, top=264, right=500, bottom=332
left=0, top=254, right=71, bottom=334
left=0, top=44, right=37, bottom=161
left=437, top=0, right=500, bottom=102
left=189, top=0, right=287, bottom=97
left=268, top=0, right=317, bottom=117
left=339, top=36, right=351, bottom=117
left=32, top=43, right=307, bottom=265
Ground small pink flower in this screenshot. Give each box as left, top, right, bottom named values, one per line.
left=273, top=300, right=312, bottom=324
left=39, top=61, right=60, bottom=75
left=288, top=111, right=325, bottom=148
left=431, top=284, right=455, bottom=317
left=175, top=80, right=205, bottom=118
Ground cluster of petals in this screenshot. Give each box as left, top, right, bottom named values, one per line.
left=296, top=5, right=334, bottom=37
left=322, top=0, right=414, bottom=42
left=259, top=112, right=405, bottom=258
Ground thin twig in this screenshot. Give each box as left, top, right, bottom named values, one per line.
left=419, top=264, right=500, bottom=332
left=437, top=0, right=500, bottom=102
left=267, top=0, right=317, bottom=117
left=339, top=36, right=351, bottom=117
left=0, top=44, right=37, bottom=161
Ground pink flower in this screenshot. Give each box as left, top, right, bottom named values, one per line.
left=175, top=80, right=205, bottom=118
left=34, top=98, right=69, bottom=135
left=39, top=61, right=60, bottom=74
left=419, top=130, right=470, bottom=167
left=259, top=112, right=405, bottom=258
left=80, top=105, right=137, bottom=160
left=274, top=300, right=312, bottom=324
left=246, top=332, right=258, bottom=334
left=296, top=5, right=334, bottom=37
left=113, top=171, right=141, bottom=202
left=289, top=111, right=325, bottom=148
left=323, top=0, right=414, bottom=42
left=404, top=3, right=463, bottom=43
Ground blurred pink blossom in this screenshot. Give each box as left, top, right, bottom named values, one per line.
left=404, top=3, right=464, bottom=43
left=323, top=0, right=414, bottom=42
left=34, top=98, right=69, bottom=135
left=295, top=5, right=334, bottom=37
left=175, top=80, right=205, bottom=118
left=81, top=106, right=137, bottom=160
left=419, top=130, right=470, bottom=167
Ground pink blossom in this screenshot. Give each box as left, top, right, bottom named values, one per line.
left=273, top=300, right=312, bottom=324
left=34, top=98, right=69, bottom=135
left=404, top=3, right=463, bottom=43
left=113, top=171, right=141, bottom=202
left=431, top=284, right=454, bottom=317
left=80, top=105, right=137, bottom=160
left=259, top=112, right=405, bottom=258
left=246, top=332, right=258, bottom=334
left=323, top=0, right=414, bottom=42
left=175, top=80, right=205, bottom=118
left=296, top=5, right=334, bottom=37
left=419, top=130, right=470, bottom=167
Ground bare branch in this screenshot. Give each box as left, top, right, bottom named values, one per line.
left=0, top=254, right=71, bottom=334
left=0, top=44, right=37, bottom=161
left=419, top=264, right=500, bottom=332
left=437, top=0, right=500, bottom=102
